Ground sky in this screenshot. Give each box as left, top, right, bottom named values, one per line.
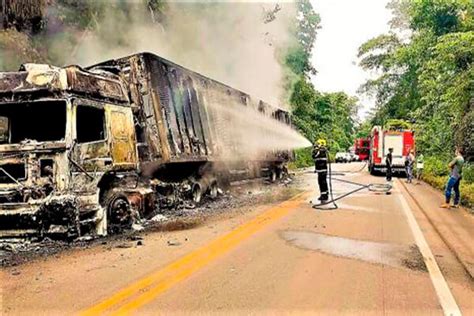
left=309, top=0, right=392, bottom=119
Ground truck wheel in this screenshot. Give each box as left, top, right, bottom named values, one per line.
left=192, top=183, right=203, bottom=204
left=209, top=180, right=218, bottom=199
left=106, top=193, right=133, bottom=234
left=276, top=168, right=283, bottom=180
left=270, top=169, right=277, bottom=183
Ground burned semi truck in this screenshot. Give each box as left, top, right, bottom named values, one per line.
left=0, top=52, right=295, bottom=238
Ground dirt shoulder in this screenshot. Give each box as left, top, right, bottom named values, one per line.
left=399, top=180, right=474, bottom=280
left=421, top=173, right=473, bottom=212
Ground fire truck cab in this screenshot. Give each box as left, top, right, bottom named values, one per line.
left=368, top=126, right=415, bottom=175
left=354, top=138, right=370, bottom=161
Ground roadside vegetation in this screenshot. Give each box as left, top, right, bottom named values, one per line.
left=284, top=1, right=358, bottom=168
left=357, top=0, right=473, bottom=208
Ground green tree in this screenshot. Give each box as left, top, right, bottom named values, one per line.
left=358, top=0, right=474, bottom=161
left=285, top=0, right=320, bottom=77
left=288, top=0, right=357, bottom=165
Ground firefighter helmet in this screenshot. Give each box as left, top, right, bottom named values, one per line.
left=316, top=139, right=327, bottom=147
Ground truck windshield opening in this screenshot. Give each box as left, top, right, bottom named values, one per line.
left=0, top=101, right=66, bottom=144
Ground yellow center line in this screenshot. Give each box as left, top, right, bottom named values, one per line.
left=80, top=192, right=308, bottom=316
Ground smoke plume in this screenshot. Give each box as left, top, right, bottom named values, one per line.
left=64, top=1, right=297, bottom=108
left=44, top=1, right=312, bottom=152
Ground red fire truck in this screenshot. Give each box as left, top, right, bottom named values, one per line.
left=354, top=138, right=370, bottom=161
left=368, top=126, right=415, bottom=175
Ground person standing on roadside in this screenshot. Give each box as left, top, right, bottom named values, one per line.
left=386, top=148, right=393, bottom=182
left=441, top=148, right=465, bottom=209
left=405, top=149, right=415, bottom=183
left=416, top=153, right=424, bottom=184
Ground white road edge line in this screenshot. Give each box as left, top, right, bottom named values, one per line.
left=395, top=181, right=461, bottom=316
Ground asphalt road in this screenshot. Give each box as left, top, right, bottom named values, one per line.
left=1, top=163, right=473, bottom=315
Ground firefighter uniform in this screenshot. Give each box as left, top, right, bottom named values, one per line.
left=312, top=141, right=329, bottom=201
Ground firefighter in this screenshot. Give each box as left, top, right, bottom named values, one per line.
left=312, top=139, right=329, bottom=202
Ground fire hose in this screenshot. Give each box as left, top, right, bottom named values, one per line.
left=312, top=151, right=392, bottom=210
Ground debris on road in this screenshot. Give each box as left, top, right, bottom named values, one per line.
left=116, top=243, right=133, bottom=249
left=128, top=235, right=143, bottom=241
left=149, top=214, right=168, bottom=223
left=167, top=239, right=181, bottom=247
left=0, top=176, right=299, bottom=267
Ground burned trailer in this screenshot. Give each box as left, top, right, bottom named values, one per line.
left=0, top=52, right=295, bottom=238
left=88, top=53, right=294, bottom=183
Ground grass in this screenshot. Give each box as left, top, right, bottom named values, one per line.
left=422, top=173, right=474, bottom=211
left=421, top=156, right=473, bottom=211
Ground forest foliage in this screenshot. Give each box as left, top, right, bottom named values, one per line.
left=358, top=0, right=473, bottom=206
left=358, top=0, right=473, bottom=163
left=285, top=0, right=358, bottom=167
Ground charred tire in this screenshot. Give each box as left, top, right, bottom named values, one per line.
left=276, top=168, right=283, bottom=180
left=106, top=193, right=133, bottom=234
left=192, top=183, right=203, bottom=204
left=282, top=165, right=289, bottom=177
left=209, top=180, right=218, bottom=199
left=270, top=169, right=277, bottom=183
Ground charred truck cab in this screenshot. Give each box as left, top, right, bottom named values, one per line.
left=0, top=53, right=294, bottom=239
left=0, top=64, right=141, bottom=238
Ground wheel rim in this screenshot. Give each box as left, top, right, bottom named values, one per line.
left=277, top=169, right=283, bottom=179
left=192, top=184, right=202, bottom=203
left=209, top=181, right=218, bottom=198
left=270, top=170, right=277, bottom=182
left=108, top=196, right=132, bottom=232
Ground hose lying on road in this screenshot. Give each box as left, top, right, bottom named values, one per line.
left=312, top=154, right=391, bottom=210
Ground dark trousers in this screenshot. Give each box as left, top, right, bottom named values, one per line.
left=386, top=166, right=392, bottom=181
left=406, top=165, right=413, bottom=182
left=318, top=172, right=328, bottom=198
left=445, top=176, right=461, bottom=205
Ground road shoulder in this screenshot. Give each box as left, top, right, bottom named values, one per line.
left=399, top=180, right=474, bottom=280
